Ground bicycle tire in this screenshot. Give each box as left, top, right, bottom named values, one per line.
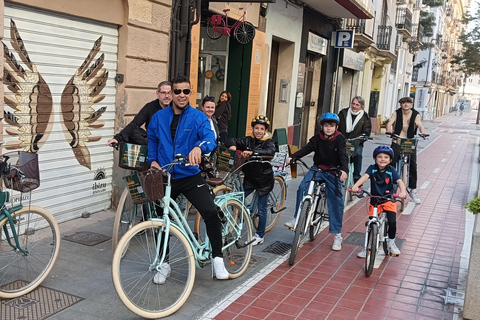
left=289, top=199, right=310, bottom=266
left=193, top=185, right=233, bottom=243
left=206, top=18, right=225, bottom=40
left=381, top=219, right=389, bottom=255
left=234, top=21, right=255, bottom=44
left=220, top=199, right=253, bottom=278
left=0, top=206, right=60, bottom=299
left=309, top=193, right=326, bottom=241
left=265, top=175, right=286, bottom=232
left=365, top=223, right=378, bottom=277
left=112, top=189, right=156, bottom=251
left=112, top=220, right=195, bottom=319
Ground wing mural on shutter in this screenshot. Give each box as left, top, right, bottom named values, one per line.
left=2, top=19, right=53, bottom=152
left=60, top=36, right=107, bottom=169
left=2, top=19, right=107, bottom=170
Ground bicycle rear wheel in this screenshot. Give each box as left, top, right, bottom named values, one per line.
left=265, top=175, right=286, bottom=232
left=220, top=199, right=253, bottom=278
left=112, top=220, right=195, bottom=319
left=206, top=18, right=225, bottom=40
left=0, top=206, right=60, bottom=299
left=309, top=194, right=327, bottom=241
left=365, top=224, right=378, bottom=277
left=289, top=199, right=309, bottom=266
left=234, top=21, right=255, bottom=44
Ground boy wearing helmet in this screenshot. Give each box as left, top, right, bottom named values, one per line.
left=286, top=113, right=348, bottom=251
left=226, top=115, right=276, bottom=245
left=351, top=146, right=407, bottom=257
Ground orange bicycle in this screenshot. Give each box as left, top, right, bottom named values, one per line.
left=206, top=8, right=256, bottom=44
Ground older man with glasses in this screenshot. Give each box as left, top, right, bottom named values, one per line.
left=107, top=81, right=172, bottom=146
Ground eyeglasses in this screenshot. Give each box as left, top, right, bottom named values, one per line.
left=159, top=91, right=171, bottom=95
left=204, top=95, right=215, bottom=101
left=173, top=88, right=191, bottom=95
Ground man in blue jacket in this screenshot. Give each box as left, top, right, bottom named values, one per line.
left=147, top=75, right=228, bottom=284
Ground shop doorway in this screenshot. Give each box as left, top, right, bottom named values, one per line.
left=197, top=52, right=227, bottom=108
left=299, top=54, right=315, bottom=147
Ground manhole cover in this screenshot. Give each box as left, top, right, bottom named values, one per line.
left=344, top=231, right=405, bottom=248
left=62, top=231, right=111, bottom=246
left=262, top=241, right=291, bottom=255
left=0, top=281, right=83, bottom=320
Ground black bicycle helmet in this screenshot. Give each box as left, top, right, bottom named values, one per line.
left=373, top=146, right=394, bottom=159
left=319, top=112, right=340, bottom=125
left=251, top=115, right=270, bottom=129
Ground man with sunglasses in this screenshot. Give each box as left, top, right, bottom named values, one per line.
left=107, top=81, right=172, bottom=146
left=148, top=75, right=229, bottom=283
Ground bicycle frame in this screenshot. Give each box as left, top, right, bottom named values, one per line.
left=363, top=207, right=387, bottom=254
left=1, top=204, right=26, bottom=254
left=148, top=162, right=250, bottom=270
left=292, top=171, right=325, bottom=231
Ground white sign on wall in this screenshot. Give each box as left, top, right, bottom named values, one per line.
left=307, top=32, right=328, bottom=55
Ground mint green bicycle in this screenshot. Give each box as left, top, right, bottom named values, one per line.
left=111, top=156, right=254, bottom=319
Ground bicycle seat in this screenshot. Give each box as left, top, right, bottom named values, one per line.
left=206, top=177, right=224, bottom=187
left=223, top=9, right=230, bottom=12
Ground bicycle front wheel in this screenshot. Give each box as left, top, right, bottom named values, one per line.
left=112, top=189, right=155, bottom=251
left=112, top=220, right=195, bottom=319
left=234, top=21, right=255, bottom=44
left=289, top=199, right=309, bottom=266
left=365, top=224, right=378, bottom=277
left=221, top=200, right=253, bottom=278
left=0, top=206, right=60, bottom=299
left=265, top=176, right=286, bottom=232
left=309, top=194, right=327, bottom=241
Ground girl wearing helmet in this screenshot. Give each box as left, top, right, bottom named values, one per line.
left=351, top=146, right=407, bottom=257
left=286, top=112, right=348, bottom=251
left=226, top=115, right=276, bottom=245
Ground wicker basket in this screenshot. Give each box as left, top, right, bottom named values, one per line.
left=118, top=143, right=149, bottom=171
left=123, top=168, right=164, bottom=204
left=2, top=151, right=40, bottom=193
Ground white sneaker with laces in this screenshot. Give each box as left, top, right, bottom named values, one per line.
left=212, top=257, right=229, bottom=280
left=387, top=238, right=401, bottom=256
left=284, top=218, right=295, bottom=229
left=332, top=233, right=342, bottom=251
left=410, top=189, right=421, bottom=204
left=357, top=248, right=366, bottom=258
left=251, top=233, right=264, bottom=246
left=153, top=263, right=171, bottom=285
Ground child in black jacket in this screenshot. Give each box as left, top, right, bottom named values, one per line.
left=226, top=115, right=276, bottom=245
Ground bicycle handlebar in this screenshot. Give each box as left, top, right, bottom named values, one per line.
left=347, top=134, right=372, bottom=142
left=291, top=158, right=341, bottom=175
left=348, top=188, right=404, bottom=201
left=385, top=132, right=429, bottom=140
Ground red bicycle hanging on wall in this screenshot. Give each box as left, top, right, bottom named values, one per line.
left=206, top=8, right=256, bottom=44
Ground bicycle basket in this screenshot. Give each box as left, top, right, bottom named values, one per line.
left=345, top=139, right=360, bottom=158
left=399, top=138, right=418, bottom=154
left=123, top=168, right=164, bottom=204
left=211, top=15, right=223, bottom=26
left=118, top=143, right=149, bottom=171
left=2, top=151, right=40, bottom=193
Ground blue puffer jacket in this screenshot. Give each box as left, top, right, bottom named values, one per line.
left=147, top=104, right=216, bottom=179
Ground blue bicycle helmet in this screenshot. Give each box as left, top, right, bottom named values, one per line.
left=320, top=112, right=340, bottom=125
left=373, top=146, right=394, bottom=159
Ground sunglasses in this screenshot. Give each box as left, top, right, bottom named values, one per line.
left=173, top=88, right=191, bottom=95
left=204, top=95, right=215, bottom=101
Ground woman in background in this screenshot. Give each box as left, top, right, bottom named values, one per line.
left=214, top=91, right=232, bottom=145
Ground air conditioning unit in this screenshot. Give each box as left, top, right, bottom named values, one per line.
left=395, top=34, right=403, bottom=48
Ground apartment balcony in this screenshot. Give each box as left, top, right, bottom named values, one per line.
left=302, top=0, right=374, bottom=19
left=344, top=18, right=375, bottom=51
left=409, top=23, right=425, bottom=53
left=375, top=25, right=397, bottom=60
left=396, top=7, right=412, bottom=38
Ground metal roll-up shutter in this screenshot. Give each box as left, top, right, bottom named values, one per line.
left=2, top=4, right=118, bottom=222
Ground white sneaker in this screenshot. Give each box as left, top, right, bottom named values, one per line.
left=284, top=218, right=295, bottom=229
left=251, top=233, right=264, bottom=246
left=153, top=263, right=171, bottom=285
left=387, top=238, right=401, bottom=256
left=410, top=189, right=421, bottom=204
left=332, top=234, right=342, bottom=251
left=357, top=248, right=366, bottom=258
left=212, top=257, right=229, bottom=280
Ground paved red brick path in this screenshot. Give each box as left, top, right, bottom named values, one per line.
left=211, top=112, right=476, bottom=320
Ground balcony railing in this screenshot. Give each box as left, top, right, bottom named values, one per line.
left=412, top=67, right=419, bottom=82
left=345, top=18, right=367, bottom=34
left=414, top=0, right=422, bottom=8
left=395, top=8, right=412, bottom=33
left=377, top=25, right=393, bottom=50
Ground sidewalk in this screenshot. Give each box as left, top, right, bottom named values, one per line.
left=203, top=111, right=479, bottom=320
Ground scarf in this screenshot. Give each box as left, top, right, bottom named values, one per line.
left=346, top=108, right=364, bottom=133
